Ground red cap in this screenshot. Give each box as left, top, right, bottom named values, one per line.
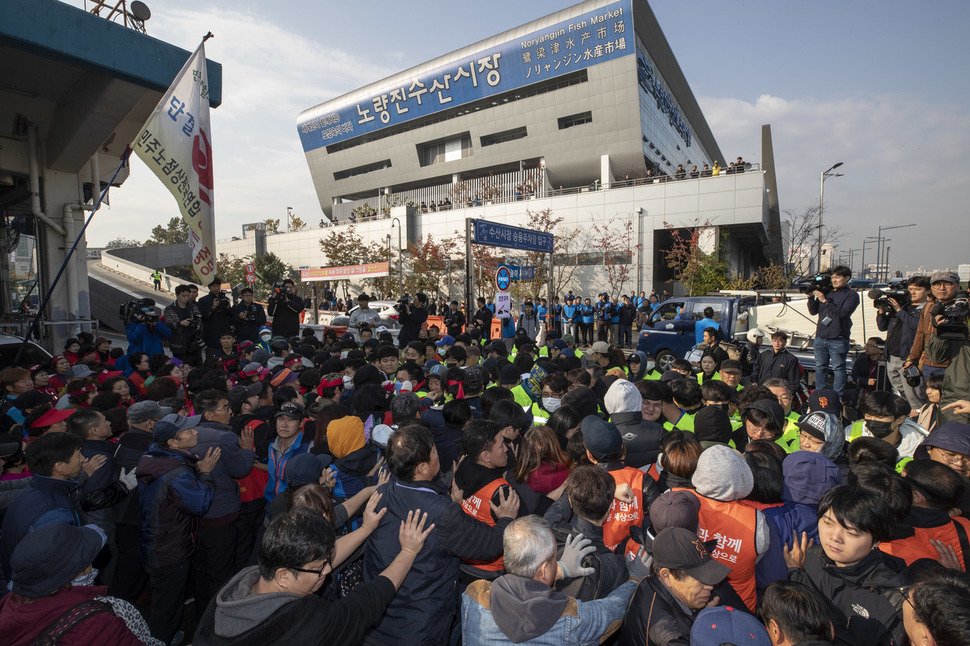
left=32, top=407, right=76, bottom=429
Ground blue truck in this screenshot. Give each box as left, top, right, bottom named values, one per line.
left=635, top=293, right=861, bottom=387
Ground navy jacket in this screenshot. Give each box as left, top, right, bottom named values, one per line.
left=807, top=286, right=859, bottom=340
left=0, top=476, right=82, bottom=580
left=189, top=421, right=255, bottom=519
left=137, top=444, right=215, bottom=568
left=362, top=477, right=510, bottom=646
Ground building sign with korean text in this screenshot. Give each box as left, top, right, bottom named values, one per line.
left=300, top=262, right=390, bottom=281
left=473, top=220, right=554, bottom=254
left=297, top=0, right=633, bottom=152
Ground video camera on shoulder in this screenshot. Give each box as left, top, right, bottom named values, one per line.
left=868, top=288, right=910, bottom=310
left=798, top=273, right=833, bottom=296
left=932, top=291, right=970, bottom=340
left=273, top=281, right=293, bottom=296
left=216, top=290, right=231, bottom=308
left=120, top=298, right=159, bottom=324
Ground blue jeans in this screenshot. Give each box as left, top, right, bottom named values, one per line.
left=815, top=336, right=850, bottom=395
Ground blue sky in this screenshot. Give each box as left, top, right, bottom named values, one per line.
left=72, top=0, right=970, bottom=273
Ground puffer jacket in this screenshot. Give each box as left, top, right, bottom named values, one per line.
left=790, top=545, right=909, bottom=646
left=136, top=444, right=215, bottom=569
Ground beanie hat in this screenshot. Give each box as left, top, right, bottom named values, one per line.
left=327, top=416, right=365, bottom=458
left=604, top=379, right=642, bottom=415
left=692, top=444, right=753, bottom=501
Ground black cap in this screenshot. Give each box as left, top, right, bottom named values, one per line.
left=499, top=364, right=521, bottom=385
left=284, top=452, right=333, bottom=487
left=275, top=401, right=306, bottom=420
left=719, top=360, right=742, bottom=373
left=694, top=406, right=733, bottom=445
left=745, top=398, right=784, bottom=430
left=581, top=415, right=623, bottom=459
left=652, top=527, right=732, bottom=585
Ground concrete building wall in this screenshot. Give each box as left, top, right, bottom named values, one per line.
left=218, top=170, right=768, bottom=296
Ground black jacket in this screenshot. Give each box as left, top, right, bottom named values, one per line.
left=876, top=304, right=921, bottom=360
left=808, top=287, right=860, bottom=340
left=552, top=517, right=627, bottom=602
left=194, top=566, right=396, bottom=646
left=398, top=304, right=428, bottom=345
left=611, top=411, right=664, bottom=469
left=618, top=574, right=748, bottom=646
left=789, top=544, right=909, bottom=646
left=230, top=301, right=267, bottom=344
left=199, top=292, right=235, bottom=348
left=267, top=292, right=305, bottom=338
left=758, top=348, right=801, bottom=390
left=362, top=477, right=509, bottom=645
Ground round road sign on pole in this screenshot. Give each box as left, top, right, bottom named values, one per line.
left=245, top=273, right=256, bottom=283
left=245, top=263, right=256, bottom=273
left=496, top=265, right=512, bottom=292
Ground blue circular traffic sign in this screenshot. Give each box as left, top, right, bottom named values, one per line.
left=496, top=266, right=512, bottom=292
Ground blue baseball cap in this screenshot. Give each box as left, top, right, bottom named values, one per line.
left=435, top=335, right=455, bottom=347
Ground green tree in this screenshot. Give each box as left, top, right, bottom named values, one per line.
left=263, top=218, right=281, bottom=233
left=104, top=237, right=141, bottom=249
left=662, top=219, right=727, bottom=296
left=145, top=217, right=189, bottom=246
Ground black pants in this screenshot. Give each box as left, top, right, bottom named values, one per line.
left=148, top=561, right=191, bottom=644
left=109, top=522, right=147, bottom=604
left=235, top=499, right=267, bottom=570
left=191, top=516, right=238, bottom=615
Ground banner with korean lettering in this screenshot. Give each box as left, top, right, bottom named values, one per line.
left=133, top=40, right=216, bottom=283
left=297, top=0, right=633, bottom=152
left=301, top=262, right=390, bottom=282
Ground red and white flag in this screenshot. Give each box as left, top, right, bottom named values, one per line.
left=132, top=39, right=216, bottom=283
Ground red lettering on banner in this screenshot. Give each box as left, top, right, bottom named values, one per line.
left=193, top=129, right=213, bottom=206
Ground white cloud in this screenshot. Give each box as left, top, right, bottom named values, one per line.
left=88, top=5, right=393, bottom=246
left=700, top=92, right=970, bottom=270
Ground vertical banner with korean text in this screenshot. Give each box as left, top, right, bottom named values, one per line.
left=132, top=40, right=216, bottom=283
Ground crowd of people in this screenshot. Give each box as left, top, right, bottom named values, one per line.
left=0, top=267, right=969, bottom=646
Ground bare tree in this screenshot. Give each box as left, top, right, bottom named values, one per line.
left=782, top=205, right=842, bottom=277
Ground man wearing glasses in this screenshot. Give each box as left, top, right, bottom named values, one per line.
left=195, top=507, right=433, bottom=644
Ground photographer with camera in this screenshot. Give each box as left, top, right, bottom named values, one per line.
left=348, top=293, right=381, bottom=330
left=231, top=287, right=266, bottom=343
left=806, top=266, right=859, bottom=395
left=875, top=276, right=930, bottom=409
left=443, top=299, right=466, bottom=337
left=163, top=284, right=204, bottom=366
left=124, top=297, right=171, bottom=357
left=923, top=276, right=970, bottom=424
left=398, top=292, right=428, bottom=348
left=906, top=271, right=961, bottom=383
left=267, top=278, right=305, bottom=338
left=471, top=296, right=493, bottom=342
left=198, top=277, right=235, bottom=360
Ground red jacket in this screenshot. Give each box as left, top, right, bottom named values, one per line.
left=0, top=586, right=142, bottom=645
left=525, top=460, right=570, bottom=494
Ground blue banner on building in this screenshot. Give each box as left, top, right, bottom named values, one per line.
left=297, top=0, right=633, bottom=152
left=473, top=220, right=554, bottom=254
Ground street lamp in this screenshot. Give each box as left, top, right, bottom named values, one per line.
left=859, top=237, right=878, bottom=280
left=876, top=223, right=916, bottom=283
left=818, top=162, right=844, bottom=272
left=391, top=218, right=403, bottom=297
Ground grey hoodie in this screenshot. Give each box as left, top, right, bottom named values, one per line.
left=211, top=566, right=299, bottom=638
left=692, top=445, right=770, bottom=556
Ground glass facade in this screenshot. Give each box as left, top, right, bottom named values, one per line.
left=634, top=34, right=713, bottom=178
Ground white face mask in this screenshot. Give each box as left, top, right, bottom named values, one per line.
left=72, top=567, right=99, bottom=587
left=542, top=397, right=562, bottom=413
left=342, top=375, right=353, bottom=388
left=340, top=350, right=349, bottom=359
left=438, top=347, right=447, bottom=357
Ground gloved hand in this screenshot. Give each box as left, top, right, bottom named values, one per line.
left=625, top=546, right=653, bottom=581
left=558, top=533, right=596, bottom=579
left=119, top=467, right=138, bottom=492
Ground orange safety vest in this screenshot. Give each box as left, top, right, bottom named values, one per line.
left=603, top=467, right=645, bottom=555
left=690, top=491, right=759, bottom=612
left=645, top=463, right=661, bottom=482
left=880, top=516, right=970, bottom=570
left=461, top=479, right=508, bottom=571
